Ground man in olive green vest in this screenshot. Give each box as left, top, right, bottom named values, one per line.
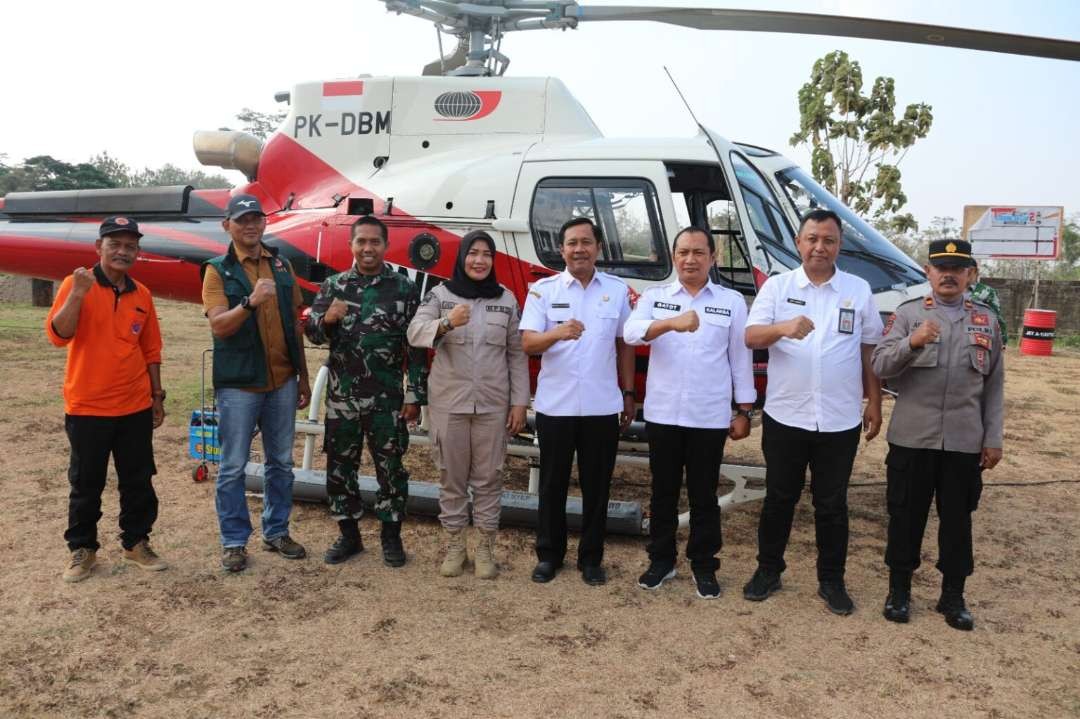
left=201, top=194, right=312, bottom=573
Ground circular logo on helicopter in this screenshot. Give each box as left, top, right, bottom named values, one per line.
left=433, top=90, right=503, bottom=121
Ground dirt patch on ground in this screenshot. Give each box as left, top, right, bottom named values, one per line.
left=1, top=299, right=1078, bottom=718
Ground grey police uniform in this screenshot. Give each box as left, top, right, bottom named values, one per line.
left=872, top=293, right=1004, bottom=581
left=407, top=283, right=530, bottom=531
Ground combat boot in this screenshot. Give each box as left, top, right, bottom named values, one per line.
left=474, top=529, right=499, bottom=580
left=936, top=576, right=974, bottom=631
left=439, top=527, right=467, bottom=577
left=883, top=572, right=911, bottom=624
left=324, top=518, right=363, bottom=565
left=381, top=521, right=407, bottom=568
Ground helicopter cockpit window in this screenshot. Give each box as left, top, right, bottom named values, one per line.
left=530, top=178, right=670, bottom=280
left=730, top=152, right=799, bottom=269
left=774, top=166, right=927, bottom=291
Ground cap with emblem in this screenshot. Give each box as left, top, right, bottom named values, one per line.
left=99, top=216, right=143, bottom=239
left=928, top=239, right=975, bottom=267
left=225, top=194, right=265, bottom=220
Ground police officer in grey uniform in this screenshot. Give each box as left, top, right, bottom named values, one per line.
left=872, top=239, right=1004, bottom=630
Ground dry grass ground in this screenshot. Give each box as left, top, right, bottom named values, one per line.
left=0, top=299, right=1077, bottom=719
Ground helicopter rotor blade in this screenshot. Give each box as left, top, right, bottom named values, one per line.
left=568, top=6, right=1080, bottom=62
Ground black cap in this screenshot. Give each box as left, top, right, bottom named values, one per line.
left=225, top=194, right=265, bottom=220
left=928, top=239, right=975, bottom=267
left=99, top=216, right=143, bottom=239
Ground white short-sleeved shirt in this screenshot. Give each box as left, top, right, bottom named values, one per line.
left=624, top=280, right=756, bottom=429
left=519, top=269, right=631, bottom=416
left=746, top=266, right=883, bottom=432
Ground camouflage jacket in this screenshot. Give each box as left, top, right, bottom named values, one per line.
left=969, top=280, right=1008, bottom=341
left=305, top=264, right=428, bottom=412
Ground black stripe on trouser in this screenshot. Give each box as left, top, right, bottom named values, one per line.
left=646, top=422, right=728, bottom=573
left=534, top=413, right=619, bottom=568
left=884, top=444, right=982, bottom=579
left=64, top=409, right=158, bottom=551
left=755, top=413, right=860, bottom=582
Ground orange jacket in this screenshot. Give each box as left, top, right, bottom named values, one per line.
left=46, top=266, right=163, bottom=416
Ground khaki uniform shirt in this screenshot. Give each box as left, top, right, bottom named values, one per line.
left=872, top=293, right=1004, bottom=453
left=407, top=284, right=529, bottom=414
left=201, top=246, right=304, bottom=392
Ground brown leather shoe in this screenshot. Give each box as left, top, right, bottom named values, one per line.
left=262, top=534, right=307, bottom=559
left=123, top=540, right=168, bottom=571
left=63, top=548, right=96, bottom=583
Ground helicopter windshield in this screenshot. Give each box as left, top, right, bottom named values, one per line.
left=775, top=166, right=926, bottom=291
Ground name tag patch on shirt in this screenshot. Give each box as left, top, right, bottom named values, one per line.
left=654, top=301, right=681, bottom=312
left=837, top=308, right=855, bottom=335
left=551, top=302, right=571, bottom=309
left=704, top=306, right=731, bottom=317
left=486, top=305, right=511, bottom=315
left=785, top=297, right=806, bottom=306
left=440, top=301, right=457, bottom=310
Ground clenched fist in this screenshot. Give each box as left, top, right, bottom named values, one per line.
left=909, top=320, right=941, bottom=349
left=71, top=267, right=95, bottom=297
left=669, top=310, right=699, bottom=333
left=448, top=303, right=471, bottom=328
left=249, top=278, right=276, bottom=308
left=557, top=318, right=585, bottom=341
left=783, top=315, right=814, bottom=340
left=323, top=298, right=349, bottom=325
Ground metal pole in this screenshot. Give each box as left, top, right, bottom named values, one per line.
left=301, top=364, right=330, bottom=471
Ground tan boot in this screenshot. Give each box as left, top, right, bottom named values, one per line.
left=439, top=527, right=467, bottom=577
left=63, top=548, right=96, bottom=583
left=123, top=540, right=168, bottom=571
left=474, top=529, right=499, bottom=580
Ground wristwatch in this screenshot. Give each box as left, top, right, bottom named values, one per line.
left=735, top=408, right=756, bottom=420
left=240, top=295, right=257, bottom=312
left=152, top=390, right=167, bottom=401
left=440, top=317, right=453, bottom=331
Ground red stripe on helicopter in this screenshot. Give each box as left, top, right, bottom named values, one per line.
left=322, top=81, right=365, bottom=96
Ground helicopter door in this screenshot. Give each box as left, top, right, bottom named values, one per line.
left=512, top=161, right=673, bottom=285
left=665, top=162, right=756, bottom=296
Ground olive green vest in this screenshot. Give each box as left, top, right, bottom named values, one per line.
left=202, top=245, right=303, bottom=389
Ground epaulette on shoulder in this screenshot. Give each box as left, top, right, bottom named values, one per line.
left=598, top=270, right=628, bottom=286
left=968, top=297, right=992, bottom=311
left=896, top=296, right=925, bottom=309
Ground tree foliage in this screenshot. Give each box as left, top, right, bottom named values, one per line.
left=0, top=155, right=116, bottom=194
left=791, top=51, right=933, bottom=222
left=89, top=152, right=229, bottom=189
left=225, top=107, right=288, bottom=141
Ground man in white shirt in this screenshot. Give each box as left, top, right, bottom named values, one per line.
left=520, top=217, right=636, bottom=586
left=624, top=227, right=756, bottom=599
left=742, top=209, right=883, bottom=615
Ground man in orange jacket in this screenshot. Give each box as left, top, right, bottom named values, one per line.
left=46, top=216, right=168, bottom=583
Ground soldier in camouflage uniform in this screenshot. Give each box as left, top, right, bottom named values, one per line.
left=305, top=215, right=428, bottom=567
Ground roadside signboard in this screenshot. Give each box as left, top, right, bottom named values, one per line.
left=962, top=205, right=1063, bottom=260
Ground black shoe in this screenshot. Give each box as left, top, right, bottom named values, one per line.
left=693, top=570, right=721, bottom=600
left=531, top=560, right=561, bottom=583
left=818, top=582, right=855, bottom=616
left=883, top=589, right=911, bottom=623
left=581, top=564, right=607, bottom=586
left=262, top=534, right=307, bottom=559
left=324, top=535, right=363, bottom=564
left=742, top=568, right=782, bottom=601
left=380, top=521, right=406, bottom=568
left=637, top=562, right=676, bottom=590
left=936, top=594, right=974, bottom=631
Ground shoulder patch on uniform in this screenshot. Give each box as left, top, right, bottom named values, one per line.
left=528, top=290, right=542, bottom=298
left=883, top=313, right=896, bottom=335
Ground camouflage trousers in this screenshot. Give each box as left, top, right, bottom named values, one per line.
left=324, top=407, right=410, bottom=522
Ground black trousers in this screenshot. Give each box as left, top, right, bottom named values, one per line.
left=884, top=444, right=982, bottom=579
left=756, top=413, right=861, bottom=582
left=64, top=409, right=158, bottom=551
left=646, top=422, right=728, bottom=573
left=534, top=413, right=619, bottom=568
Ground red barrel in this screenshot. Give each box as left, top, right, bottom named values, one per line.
left=1020, top=309, right=1056, bottom=356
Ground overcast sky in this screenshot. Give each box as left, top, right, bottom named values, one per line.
left=2, top=0, right=1076, bottom=226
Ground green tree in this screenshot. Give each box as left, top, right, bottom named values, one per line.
left=0, top=155, right=116, bottom=193
left=231, top=107, right=287, bottom=141
left=89, top=152, right=230, bottom=189
left=790, top=51, right=933, bottom=222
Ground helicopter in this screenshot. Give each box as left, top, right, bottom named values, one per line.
left=0, top=2, right=1076, bottom=528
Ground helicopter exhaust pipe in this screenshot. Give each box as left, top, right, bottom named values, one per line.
left=193, top=130, right=263, bottom=181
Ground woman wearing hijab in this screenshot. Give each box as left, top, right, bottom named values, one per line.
left=407, top=230, right=529, bottom=579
